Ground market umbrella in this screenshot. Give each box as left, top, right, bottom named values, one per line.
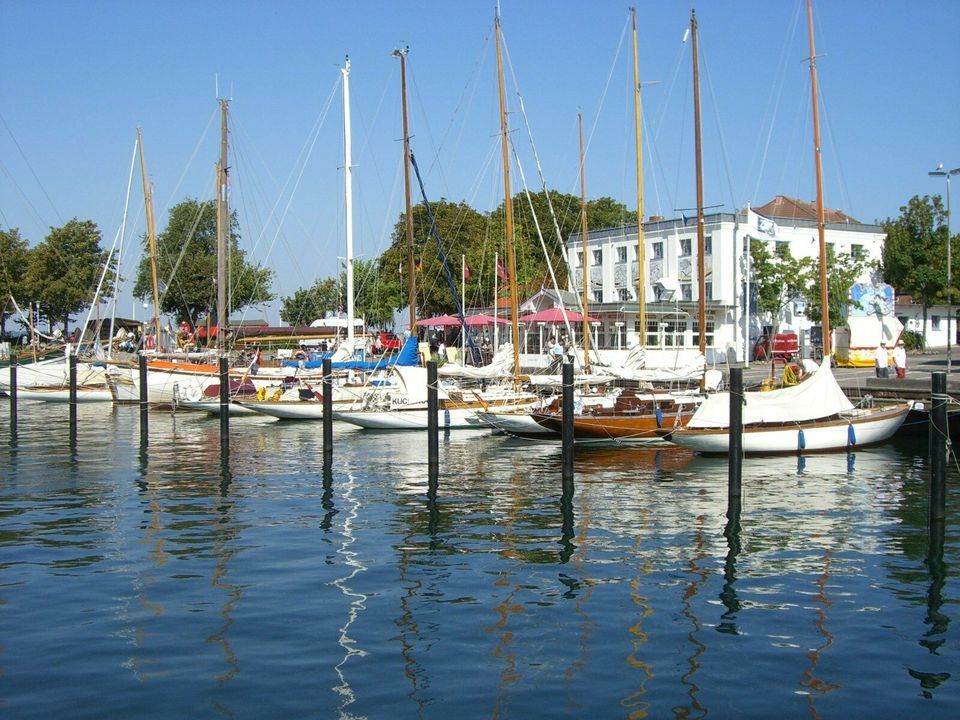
left=415, top=314, right=461, bottom=327
left=518, top=307, right=599, bottom=323
left=464, top=313, right=510, bottom=326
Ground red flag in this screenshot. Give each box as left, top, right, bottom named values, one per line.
left=496, top=258, right=508, bottom=280
left=463, top=262, right=473, bottom=281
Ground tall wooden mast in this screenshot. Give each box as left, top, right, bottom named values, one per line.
left=136, top=127, right=163, bottom=349
left=495, top=14, right=521, bottom=381
left=342, top=57, right=355, bottom=346
left=578, top=112, right=591, bottom=373
left=216, top=99, right=230, bottom=356
left=691, top=10, right=707, bottom=385
left=631, top=7, right=646, bottom=348
left=394, top=48, right=416, bottom=334
left=807, top=0, right=830, bottom=356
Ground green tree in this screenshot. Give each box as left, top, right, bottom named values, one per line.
left=795, top=246, right=868, bottom=330
left=279, top=278, right=341, bottom=325
left=22, top=219, right=114, bottom=332
left=882, top=194, right=952, bottom=335
left=749, top=238, right=807, bottom=344
left=132, top=199, right=274, bottom=325
left=0, top=227, right=30, bottom=337
left=352, top=258, right=400, bottom=327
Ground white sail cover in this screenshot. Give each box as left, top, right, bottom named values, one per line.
left=687, top=359, right=854, bottom=428
left=438, top=344, right=514, bottom=379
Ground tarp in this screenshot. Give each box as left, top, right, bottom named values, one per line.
left=687, top=358, right=853, bottom=428
left=281, top=336, right=420, bottom=371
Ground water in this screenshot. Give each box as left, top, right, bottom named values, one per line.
left=1, top=401, right=957, bottom=719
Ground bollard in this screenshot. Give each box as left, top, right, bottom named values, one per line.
left=427, top=361, right=439, bottom=480
left=322, top=358, right=333, bottom=464
left=561, top=362, right=574, bottom=481
left=138, top=354, right=149, bottom=443
left=219, top=356, right=229, bottom=446
left=929, top=372, right=947, bottom=524
left=69, top=353, right=78, bottom=428
left=9, top=354, right=17, bottom=431
left=728, top=367, right=743, bottom=500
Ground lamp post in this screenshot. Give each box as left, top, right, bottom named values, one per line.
left=929, top=164, right=959, bottom=373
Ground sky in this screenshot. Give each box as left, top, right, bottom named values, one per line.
left=2, top=0, right=958, bottom=325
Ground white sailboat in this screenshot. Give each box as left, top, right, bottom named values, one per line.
left=667, top=2, right=909, bottom=455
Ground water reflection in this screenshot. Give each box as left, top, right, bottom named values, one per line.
left=717, top=500, right=742, bottom=636
left=799, top=550, right=841, bottom=720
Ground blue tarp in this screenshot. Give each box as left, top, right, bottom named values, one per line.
left=281, top=336, right=419, bottom=371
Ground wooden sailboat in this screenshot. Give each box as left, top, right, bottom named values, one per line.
left=667, top=1, right=909, bottom=455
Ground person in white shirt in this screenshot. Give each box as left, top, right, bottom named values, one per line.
left=874, top=342, right=889, bottom=378
left=892, top=344, right=906, bottom=379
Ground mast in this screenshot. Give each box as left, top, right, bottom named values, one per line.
left=495, top=14, right=521, bottom=381
left=807, top=0, right=830, bottom=356
left=632, top=7, right=646, bottom=348
left=578, top=112, right=590, bottom=373
left=394, top=48, right=416, bottom=334
left=342, top=57, right=355, bottom=346
left=691, top=10, right=707, bottom=386
left=216, top=98, right=230, bottom=356
left=136, top=127, right=163, bottom=350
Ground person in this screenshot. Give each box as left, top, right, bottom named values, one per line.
left=892, top=343, right=906, bottom=379
left=437, top=339, right=447, bottom=361
left=548, top=335, right=564, bottom=371
left=874, top=341, right=889, bottom=378
left=545, top=335, right=556, bottom=355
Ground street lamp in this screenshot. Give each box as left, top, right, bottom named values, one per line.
left=929, top=164, right=960, bottom=373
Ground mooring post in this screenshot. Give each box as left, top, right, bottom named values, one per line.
left=138, top=354, right=148, bottom=443
left=219, top=356, right=229, bottom=447
left=322, top=358, right=333, bottom=464
left=929, top=371, right=947, bottom=525
left=68, top=351, right=78, bottom=428
left=728, top=367, right=743, bottom=501
left=562, top=362, right=574, bottom=482
left=9, top=353, right=17, bottom=431
left=427, top=361, right=439, bottom=480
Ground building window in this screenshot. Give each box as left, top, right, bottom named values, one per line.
left=693, top=319, right=715, bottom=348
left=932, top=315, right=941, bottom=330
left=652, top=241, right=664, bottom=259
left=645, top=319, right=658, bottom=346
left=593, top=290, right=603, bottom=303
left=574, top=251, right=582, bottom=267
left=617, top=246, right=628, bottom=263
left=704, top=281, right=712, bottom=300
left=681, top=283, right=693, bottom=302
left=705, top=235, right=712, bottom=255
left=592, top=249, right=603, bottom=265
left=618, top=288, right=632, bottom=302
left=680, top=238, right=692, bottom=256
left=851, top=244, right=864, bottom=260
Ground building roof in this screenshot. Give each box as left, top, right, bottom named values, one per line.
left=754, top=195, right=860, bottom=224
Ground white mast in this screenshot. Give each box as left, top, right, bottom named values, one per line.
left=342, top=57, right=355, bottom=347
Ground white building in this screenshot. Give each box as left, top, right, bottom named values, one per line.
left=564, top=196, right=886, bottom=367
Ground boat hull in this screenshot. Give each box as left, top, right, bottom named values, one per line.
left=332, top=406, right=485, bottom=430
left=15, top=387, right=113, bottom=403
left=532, top=410, right=692, bottom=444
left=667, top=404, right=910, bottom=455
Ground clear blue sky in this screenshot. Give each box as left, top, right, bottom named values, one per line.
left=2, top=0, right=958, bottom=324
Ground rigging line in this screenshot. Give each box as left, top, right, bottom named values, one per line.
left=583, top=16, right=630, bottom=169
left=750, top=0, right=803, bottom=203
left=0, top=158, right=51, bottom=235
left=698, top=35, right=739, bottom=211
left=0, top=111, right=62, bottom=226
left=158, top=106, right=218, bottom=218
left=406, top=55, right=451, bottom=199
left=817, top=86, right=854, bottom=220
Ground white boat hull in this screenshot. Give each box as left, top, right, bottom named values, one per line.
left=332, top=406, right=485, bottom=430
left=475, top=410, right=555, bottom=435
left=236, top=401, right=326, bottom=420
left=15, top=387, right=114, bottom=403
left=667, top=404, right=909, bottom=455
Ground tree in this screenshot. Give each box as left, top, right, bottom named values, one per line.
left=132, top=199, right=274, bottom=325
left=882, top=194, right=952, bottom=336
left=21, top=218, right=114, bottom=332
left=749, top=238, right=808, bottom=354
left=279, top=278, right=341, bottom=325
left=795, top=245, right=868, bottom=331
left=0, top=227, right=30, bottom=337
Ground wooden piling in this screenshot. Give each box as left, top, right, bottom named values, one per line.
left=9, top=354, right=17, bottom=431
left=218, top=356, right=229, bottom=448
left=728, top=367, right=743, bottom=500
left=929, top=371, right=947, bottom=524
left=138, top=354, right=148, bottom=443
left=427, top=361, right=439, bottom=480
left=322, top=358, right=333, bottom=464
left=562, top=362, right=574, bottom=481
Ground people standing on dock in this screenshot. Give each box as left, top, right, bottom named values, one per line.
left=875, top=341, right=889, bottom=378
left=892, top=343, right=906, bottom=379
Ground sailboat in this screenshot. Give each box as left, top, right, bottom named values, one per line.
left=666, top=1, right=909, bottom=455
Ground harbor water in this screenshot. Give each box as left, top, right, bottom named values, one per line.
left=1, top=401, right=957, bottom=718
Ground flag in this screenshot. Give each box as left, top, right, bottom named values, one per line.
left=747, top=209, right=779, bottom=238
left=463, top=261, right=473, bottom=281
left=496, top=258, right=508, bottom=280
left=415, top=258, right=422, bottom=272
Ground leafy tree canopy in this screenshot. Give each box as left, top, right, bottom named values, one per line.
left=22, top=218, right=114, bottom=330
left=0, top=227, right=30, bottom=335
left=882, top=194, right=952, bottom=309
left=132, top=198, right=274, bottom=325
